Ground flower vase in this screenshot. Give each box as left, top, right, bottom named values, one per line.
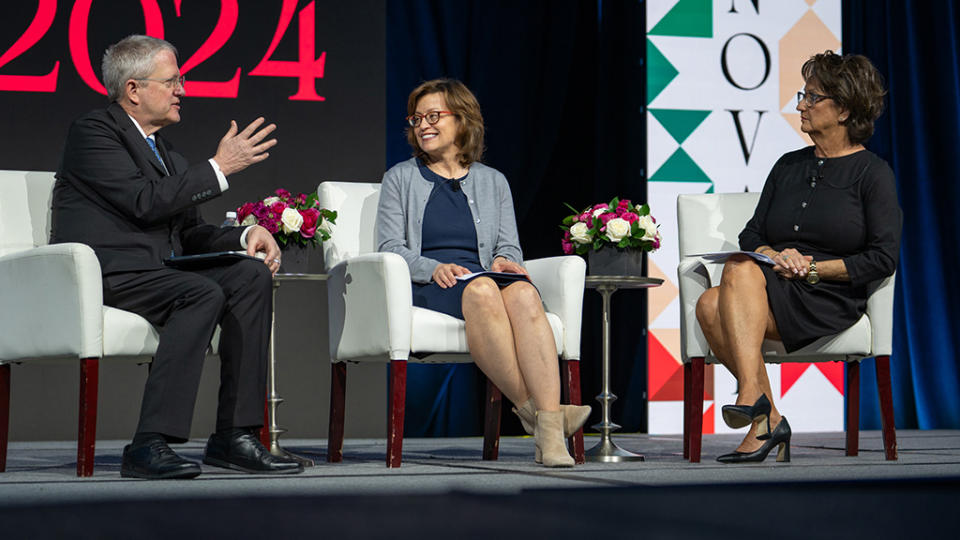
left=279, top=246, right=311, bottom=274
left=587, top=248, right=645, bottom=276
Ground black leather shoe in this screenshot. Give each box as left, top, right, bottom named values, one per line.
left=203, top=429, right=303, bottom=474
left=721, top=393, right=772, bottom=436
left=121, top=438, right=201, bottom=479
left=717, top=417, right=792, bottom=464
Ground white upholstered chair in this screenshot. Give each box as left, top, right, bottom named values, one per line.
left=317, top=181, right=587, bottom=467
left=676, top=192, right=897, bottom=463
left=0, top=170, right=160, bottom=476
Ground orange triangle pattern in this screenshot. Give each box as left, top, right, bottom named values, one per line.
left=648, top=333, right=682, bottom=401
left=703, top=404, right=714, bottom=435
left=651, top=362, right=685, bottom=401
left=780, top=362, right=811, bottom=397
left=815, top=362, right=845, bottom=395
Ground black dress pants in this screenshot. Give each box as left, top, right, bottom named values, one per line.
left=103, top=260, right=272, bottom=441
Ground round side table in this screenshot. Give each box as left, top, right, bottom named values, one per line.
left=265, top=272, right=327, bottom=466
left=584, top=275, right=663, bottom=462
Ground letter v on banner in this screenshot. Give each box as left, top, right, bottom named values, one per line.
left=727, top=109, right=766, bottom=165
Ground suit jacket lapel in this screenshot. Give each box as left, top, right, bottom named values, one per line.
left=154, top=134, right=176, bottom=175
left=107, top=103, right=169, bottom=176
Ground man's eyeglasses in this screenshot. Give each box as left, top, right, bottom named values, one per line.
left=797, top=91, right=834, bottom=106
left=137, top=75, right=186, bottom=89
left=406, top=110, right=453, bottom=127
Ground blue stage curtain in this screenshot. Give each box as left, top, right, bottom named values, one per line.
left=843, top=0, right=960, bottom=429
left=386, top=0, right=649, bottom=436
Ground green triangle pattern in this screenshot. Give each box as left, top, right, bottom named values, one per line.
left=650, top=109, right=711, bottom=144
left=647, top=39, right=678, bottom=104
left=649, top=0, right=712, bottom=38
left=649, top=147, right=712, bottom=183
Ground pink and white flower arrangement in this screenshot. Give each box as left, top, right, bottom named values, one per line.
left=560, top=197, right=661, bottom=255
left=236, top=188, right=337, bottom=248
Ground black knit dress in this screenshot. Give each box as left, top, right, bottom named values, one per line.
left=739, top=147, right=902, bottom=352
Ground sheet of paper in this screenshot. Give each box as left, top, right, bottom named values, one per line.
left=455, top=270, right=527, bottom=281
left=689, top=251, right=775, bottom=265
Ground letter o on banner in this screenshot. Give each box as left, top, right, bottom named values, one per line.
left=720, top=32, right=771, bottom=91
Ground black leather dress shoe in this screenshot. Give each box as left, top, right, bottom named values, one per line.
left=717, top=417, right=792, bottom=464
left=203, top=429, right=303, bottom=474
left=721, top=393, right=772, bottom=435
left=120, top=438, right=201, bottom=480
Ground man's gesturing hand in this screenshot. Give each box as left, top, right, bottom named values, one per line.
left=213, top=117, right=277, bottom=176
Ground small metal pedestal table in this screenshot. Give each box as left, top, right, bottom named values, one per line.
left=264, top=272, right=327, bottom=467
left=584, top=275, right=663, bottom=462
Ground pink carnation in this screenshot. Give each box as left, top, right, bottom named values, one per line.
left=579, top=212, right=592, bottom=224
left=621, top=212, right=639, bottom=224
left=237, top=202, right=255, bottom=221
left=275, top=188, right=292, bottom=200
left=617, top=199, right=632, bottom=208
left=561, top=238, right=574, bottom=255
left=599, top=212, right=617, bottom=225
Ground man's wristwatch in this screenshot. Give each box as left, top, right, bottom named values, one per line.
left=806, top=260, right=820, bottom=284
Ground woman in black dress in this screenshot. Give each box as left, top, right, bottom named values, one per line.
left=696, top=51, right=901, bottom=463
left=376, top=79, right=590, bottom=467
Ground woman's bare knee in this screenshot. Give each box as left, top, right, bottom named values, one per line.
left=462, top=277, right=503, bottom=313
left=696, top=287, right=719, bottom=329
left=720, top=256, right=766, bottom=289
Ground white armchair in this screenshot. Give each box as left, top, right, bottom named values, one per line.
left=0, top=170, right=163, bottom=476
left=318, top=181, right=587, bottom=467
left=676, top=192, right=897, bottom=462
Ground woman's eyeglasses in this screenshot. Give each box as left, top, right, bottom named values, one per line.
left=406, top=110, right=453, bottom=127
left=797, top=91, right=834, bottom=106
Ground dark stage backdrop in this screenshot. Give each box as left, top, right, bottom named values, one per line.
left=1, top=0, right=386, bottom=217
left=387, top=0, right=649, bottom=436
left=843, top=0, right=960, bottom=430
left=1, top=1, right=388, bottom=442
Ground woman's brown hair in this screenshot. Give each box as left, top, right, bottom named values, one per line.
left=802, top=50, right=887, bottom=145
left=406, top=78, right=485, bottom=166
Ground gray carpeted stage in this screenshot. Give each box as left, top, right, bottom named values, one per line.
left=2, top=430, right=958, bottom=538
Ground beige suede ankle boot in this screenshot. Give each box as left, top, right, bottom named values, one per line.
left=534, top=410, right=575, bottom=467
left=513, top=399, right=591, bottom=438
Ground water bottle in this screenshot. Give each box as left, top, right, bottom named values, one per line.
left=221, top=211, right=238, bottom=227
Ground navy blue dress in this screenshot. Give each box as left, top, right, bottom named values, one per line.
left=412, top=161, right=528, bottom=320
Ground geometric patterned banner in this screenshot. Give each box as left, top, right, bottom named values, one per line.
left=646, top=0, right=843, bottom=434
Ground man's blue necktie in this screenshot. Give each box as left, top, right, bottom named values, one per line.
left=145, top=137, right=169, bottom=174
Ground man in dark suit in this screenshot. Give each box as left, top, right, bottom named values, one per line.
left=52, top=35, right=302, bottom=478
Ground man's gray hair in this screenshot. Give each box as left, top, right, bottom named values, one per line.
left=102, top=35, right=178, bottom=102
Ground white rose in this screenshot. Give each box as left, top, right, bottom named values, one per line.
left=569, top=222, right=592, bottom=244
left=638, top=215, right=658, bottom=241
left=263, top=196, right=281, bottom=206
left=240, top=214, right=257, bottom=226
left=592, top=207, right=608, bottom=219
left=280, top=207, right=303, bottom=233
left=318, top=217, right=333, bottom=235
left=604, top=217, right=631, bottom=243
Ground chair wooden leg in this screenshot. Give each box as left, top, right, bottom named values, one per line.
left=260, top=392, right=271, bottom=448
left=482, top=377, right=502, bottom=461
left=0, top=364, right=10, bottom=473
left=875, top=355, right=898, bottom=460
left=687, top=358, right=705, bottom=463
left=683, top=362, right=692, bottom=459
left=327, top=362, right=346, bottom=463
left=845, top=361, right=860, bottom=456
left=561, top=359, right=585, bottom=464
left=77, top=358, right=99, bottom=477
left=386, top=360, right=407, bottom=468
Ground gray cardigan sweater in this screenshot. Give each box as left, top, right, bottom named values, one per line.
left=375, top=158, right=524, bottom=284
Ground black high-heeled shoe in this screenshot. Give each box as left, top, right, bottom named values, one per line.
left=721, top=394, right=772, bottom=436
left=716, top=417, right=792, bottom=464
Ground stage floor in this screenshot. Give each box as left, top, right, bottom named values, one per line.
left=2, top=430, right=958, bottom=538
left=2, top=429, right=958, bottom=499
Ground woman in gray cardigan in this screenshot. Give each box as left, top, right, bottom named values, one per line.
left=375, top=79, right=589, bottom=467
